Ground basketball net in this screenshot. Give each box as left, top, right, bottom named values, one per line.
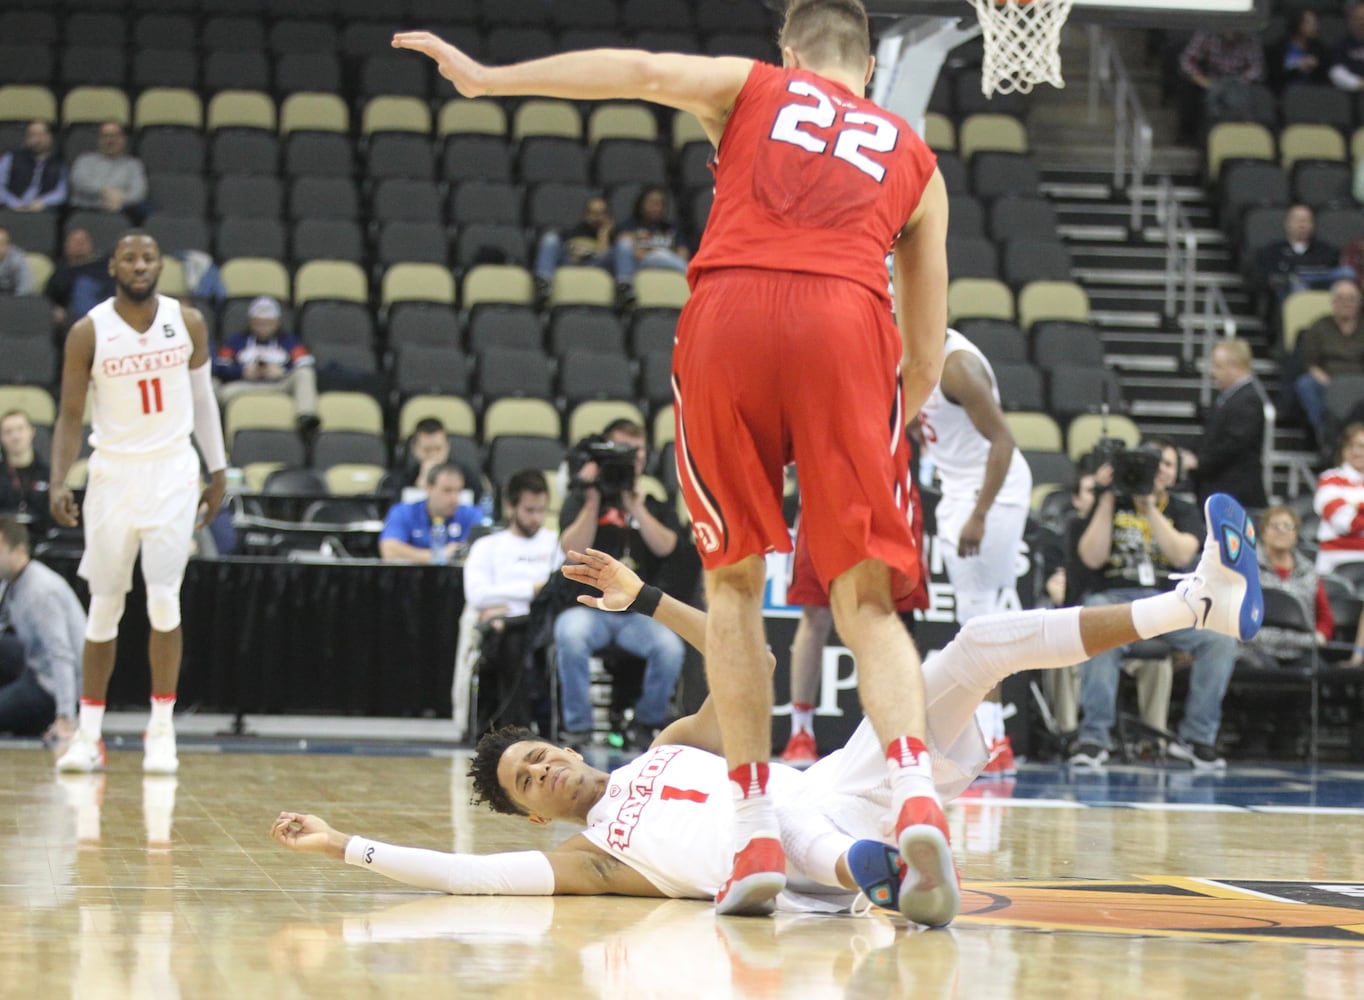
left=968, top=0, right=1076, bottom=97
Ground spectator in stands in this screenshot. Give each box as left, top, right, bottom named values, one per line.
left=0, top=516, right=84, bottom=748
left=461, top=469, right=562, bottom=733
left=68, top=122, right=148, bottom=221
left=533, top=194, right=619, bottom=291
left=379, top=462, right=483, bottom=563
left=1187, top=337, right=1267, bottom=509
left=1313, top=422, right=1364, bottom=574
left=381, top=418, right=459, bottom=501
left=1178, top=29, right=1265, bottom=137
left=212, top=296, right=320, bottom=434
left=616, top=187, right=690, bottom=288
left=1267, top=7, right=1329, bottom=92
left=0, top=226, right=35, bottom=296
left=0, top=410, right=50, bottom=536
left=1254, top=504, right=1334, bottom=655
left=1295, top=279, right=1364, bottom=439
left=551, top=418, right=688, bottom=750
left=1067, top=439, right=1236, bottom=770
left=1256, top=205, right=1349, bottom=302
left=44, top=227, right=113, bottom=329
left=1329, top=1, right=1364, bottom=93
left=0, top=121, right=67, bottom=213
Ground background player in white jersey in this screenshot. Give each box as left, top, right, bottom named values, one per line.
left=273, top=494, right=1261, bottom=924
left=49, top=232, right=227, bottom=774
left=916, top=328, right=1033, bottom=774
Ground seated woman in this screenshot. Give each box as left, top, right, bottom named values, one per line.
left=1252, top=504, right=1334, bottom=666
left=1313, top=423, right=1364, bottom=575
left=615, top=186, right=690, bottom=287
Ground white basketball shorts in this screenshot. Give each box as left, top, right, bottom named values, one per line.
left=78, top=445, right=201, bottom=596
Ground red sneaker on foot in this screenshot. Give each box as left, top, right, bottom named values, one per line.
left=715, top=837, right=786, bottom=917
left=894, top=797, right=959, bottom=928
left=779, top=730, right=818, bottom=767
left=981, top=736, right=1017, bottom=778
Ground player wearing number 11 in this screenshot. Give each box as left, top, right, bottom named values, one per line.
left=48, top=231, right=228, bottom=775
left=395, top=0, right=951, bottom=920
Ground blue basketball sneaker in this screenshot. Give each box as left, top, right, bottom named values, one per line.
left=847, top=839, right=904, bottom=912
left=1175, top=493, right=1264, bottom=641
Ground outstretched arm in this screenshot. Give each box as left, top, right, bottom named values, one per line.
left=271, top=813, right=662, bottom=897
left=392, top=31, right=751, bottom=145
left=560, top=548, right=776, bottom=756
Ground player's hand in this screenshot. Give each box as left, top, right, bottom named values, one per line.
left=563, top=547, right=643, bottom=612
left=391, top=32, right=490, bottom=97
left=957, top=512, right=986, bottom=558
left=198, top=470, right=227, bottom=531
left=272, top=812, right=346, bottom=858
left=50, top=484, right=79, bottom=527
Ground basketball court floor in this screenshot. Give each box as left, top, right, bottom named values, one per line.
left=3, top=729, right=1362, bottom=999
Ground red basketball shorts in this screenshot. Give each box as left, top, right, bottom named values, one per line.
left=673, top=268, right=922, bottom=597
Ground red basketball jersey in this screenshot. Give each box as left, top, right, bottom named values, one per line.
left=688, top=61, right=937, bottom=306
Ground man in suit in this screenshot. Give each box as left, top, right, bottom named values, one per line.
left=1190, top=338, right=1267, bottom=510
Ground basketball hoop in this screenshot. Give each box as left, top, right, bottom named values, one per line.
left=968, top=0, right=1076, bottom=97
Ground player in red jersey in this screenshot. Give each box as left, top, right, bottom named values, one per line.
left=396, top=0, right=951, bottom=921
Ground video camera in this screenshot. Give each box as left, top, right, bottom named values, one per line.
left=567, top=435, right=637, bottom=496
left=1090, top=437, right=1163, bottom=498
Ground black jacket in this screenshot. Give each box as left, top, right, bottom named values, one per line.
left=1195, top=380, right=1267, bottom=509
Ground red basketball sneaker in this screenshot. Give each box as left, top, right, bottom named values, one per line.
left=893, top=797, right=959, bottom=928
left=715, top=837, right=786, bottom=917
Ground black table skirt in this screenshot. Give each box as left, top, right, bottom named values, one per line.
left=41, top=554, right=463, bottom=717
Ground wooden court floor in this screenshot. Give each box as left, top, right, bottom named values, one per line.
left=3, top=745, right=1364, bottom=999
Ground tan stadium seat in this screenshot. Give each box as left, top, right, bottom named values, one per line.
left=550, top=266, right=616, bottom=309
left=588, top=102, right=657, bottom=144
left=382, top=263, right=456, bottom=306
left=958, top=113, right=1028, bottom=160
left=134, top=88, right=202, bottom=130
left=0, top=386, right=55, bottom=426
left=948, top=278, right=1014, bottom=322
left=62, top=87, right=130, bottom=127
left=1281, top=289, right=1332, bottom=353
left=0, top=85, right=57, bottom=124
left=317, top=391, right=383, bottom=433
left=568, top=401, right=645, bottom=445
left=280, top=92, right=348, bottom=135
left=1207, top=122, right=1274, bottom=178
left=294, top=260, right=367, bottom=305
left=1018, top=280, right=1089, bottom=331
left=398, top=395, right=477, bottom=439
left=463, top=265, right=534, bottom=309
left=220, top=258, right=291, bottom=301
left=482, top=398, right=561, bottom=443
left=206, top=90, right=276, bottom=131
left=634, top=270, right=689, bottom=309
left=923, top=112, right=955, bottom=152
left=1067, top=413, right=1140, bottom=462
left=512, top=99, right=582, bottom=141
left=1003, top=411, right=1063, bottom=452
left=362, top=96, right=431, bottom=135
left=325, top=463, right=386, bottom=495
left=438, top=98, right=508, bottom=137
left=223, top=393, right=296, bottom=450
left=653, top=404, right=675, bottom=450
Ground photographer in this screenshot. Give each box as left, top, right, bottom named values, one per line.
left=1068, top=440, right=1237, bottom=771
left=553, top=419, right=686, bottom=749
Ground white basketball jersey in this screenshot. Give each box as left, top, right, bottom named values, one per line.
left=88, top=295, right=194, bottom=456
left=918, top=329, right=1032, bottom=504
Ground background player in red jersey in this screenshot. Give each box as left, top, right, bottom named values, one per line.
left=396, top=0, right=950, bottom=919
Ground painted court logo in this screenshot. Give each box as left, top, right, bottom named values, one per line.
left=958, top=877, right=1364, bottom=945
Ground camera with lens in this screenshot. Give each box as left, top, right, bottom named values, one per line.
left=567, top=435, right=637, bottom=496
left=1091, top=437, right=1162, bottom=498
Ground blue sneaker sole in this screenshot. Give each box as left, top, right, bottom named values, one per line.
left=1204, top=493, right=1264, bottom=642
left=847, top=839, right=902, bottom=911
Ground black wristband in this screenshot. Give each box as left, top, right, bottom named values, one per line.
left=627, top=584, right=663, bottom=617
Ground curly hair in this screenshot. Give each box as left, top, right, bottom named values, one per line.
left=468, top=725, right=544, bottom=816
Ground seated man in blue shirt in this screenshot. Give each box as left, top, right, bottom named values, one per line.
left=379, top=463, right=483, bottom=564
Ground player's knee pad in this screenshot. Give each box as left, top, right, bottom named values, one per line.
left=145, top=585, right=181, bottom=633
left=86, top=594, right=126, bottom=643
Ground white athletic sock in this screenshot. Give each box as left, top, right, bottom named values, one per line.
left=1131, top=590, right=1196, bottom=639
left=78, top=699, right=105, bottom=741
left=149, top=694, right=176, bottom=728
left=923, top=608, right=1087, bottom=750
left=790, top=704, right=815, bottom=737
left=729, top=763, right=780, bottom=851
left=886, top=737, right=939, bottom=806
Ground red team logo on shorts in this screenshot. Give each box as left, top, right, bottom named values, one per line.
left=692, top=521, right=720, bottom=555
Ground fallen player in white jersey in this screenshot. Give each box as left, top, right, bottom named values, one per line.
left=273, top=495, right=1263, bottom=926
